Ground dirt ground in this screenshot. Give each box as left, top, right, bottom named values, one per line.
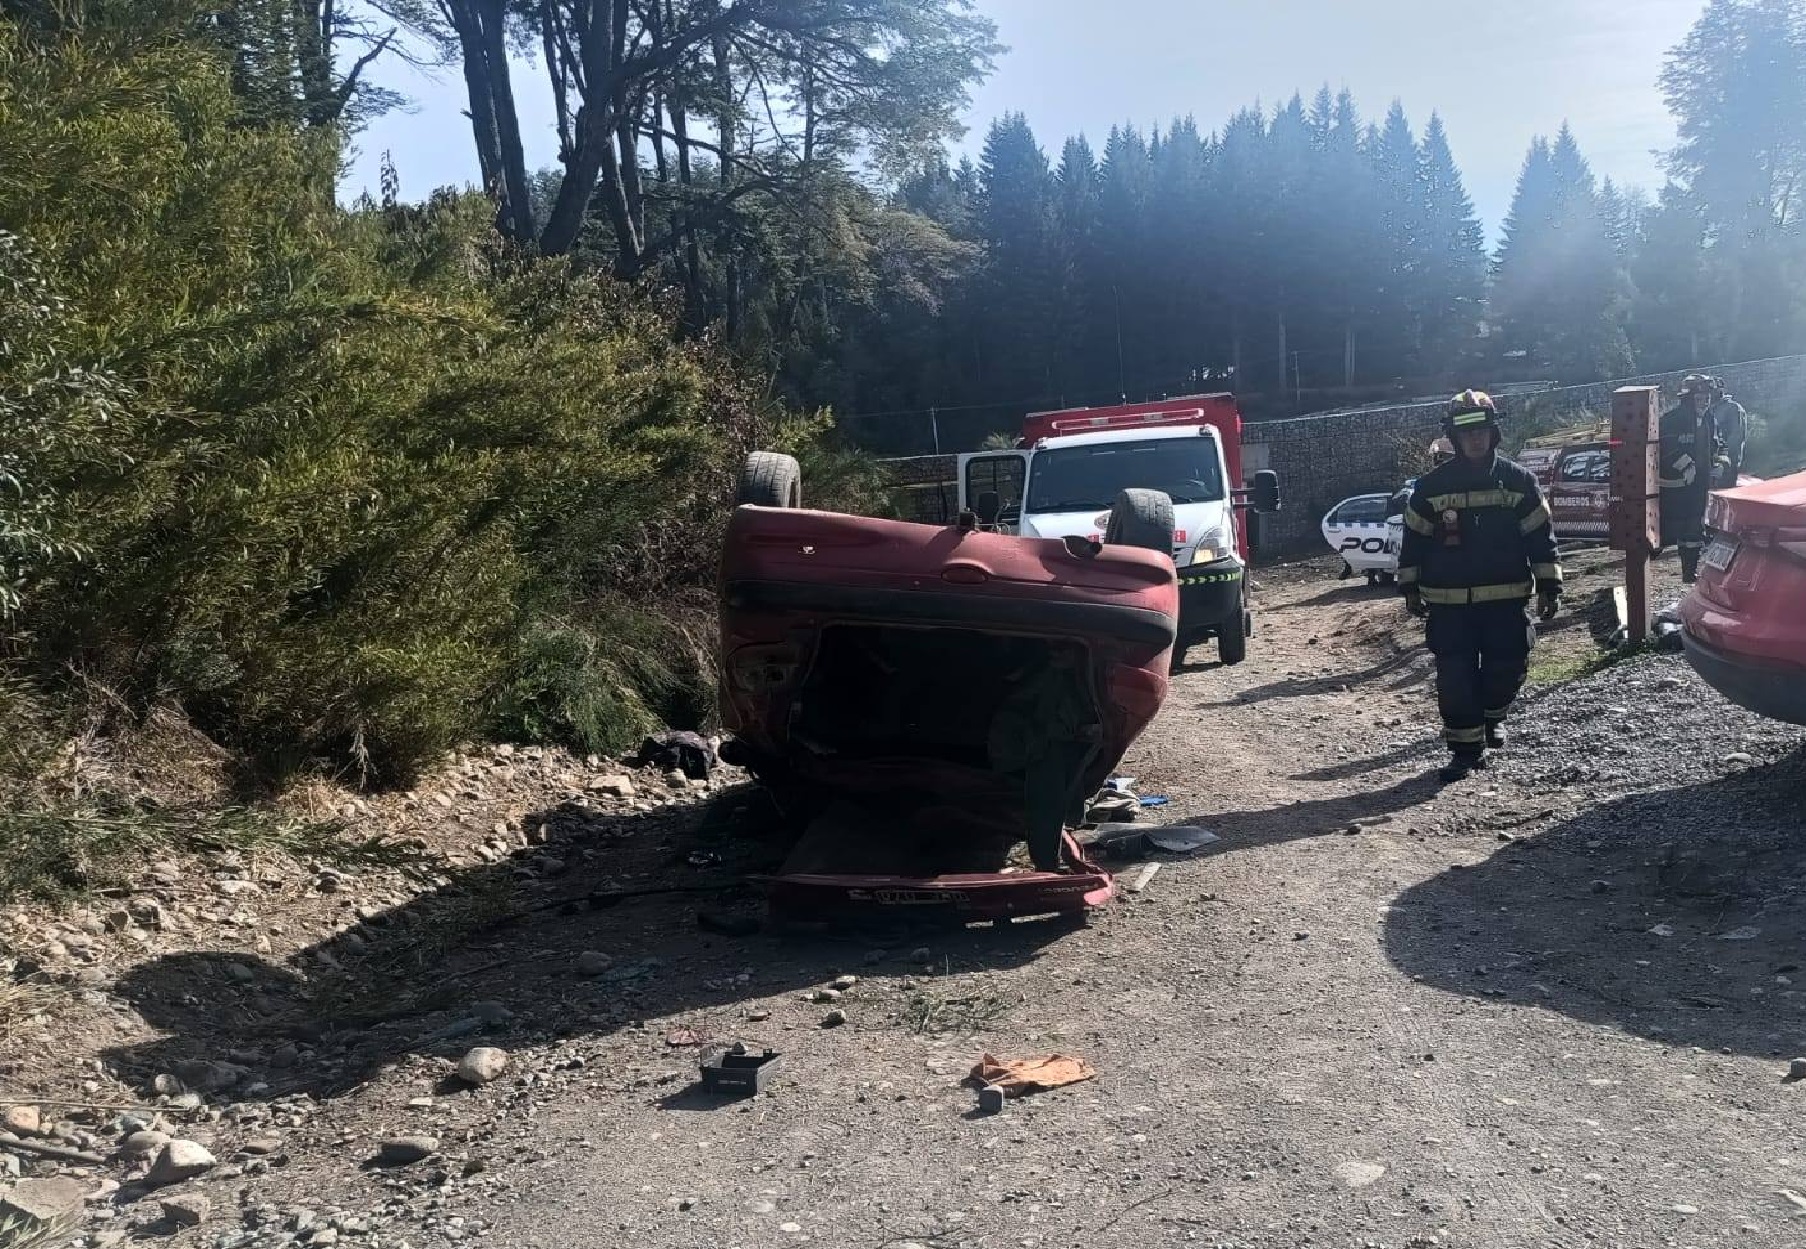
left=6, top=545, right=1806, bottom=1249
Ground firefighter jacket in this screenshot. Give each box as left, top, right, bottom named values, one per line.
left=1397, top=453, right=1562, bottom=606
left=1658, top=403, right=1719, bottom=497
left=1707, top=395, right=1747, bottom=476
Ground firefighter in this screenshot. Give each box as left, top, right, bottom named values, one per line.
left=1705, top=377, right=1748, bottom=484
left=1658, top=375, right=1720, bottom=583
left=1398, top=391, right=1562, bottom=784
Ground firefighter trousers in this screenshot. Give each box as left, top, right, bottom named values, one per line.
left=1426, top=602, right=1535, bottom=758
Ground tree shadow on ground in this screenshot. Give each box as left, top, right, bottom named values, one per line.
left=101, top=787, right=1078, bottom=1104
left=1384, top=749, right=1806, bottom=1058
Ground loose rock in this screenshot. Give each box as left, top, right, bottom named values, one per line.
left=2, top=1104, right=42, bottom=1136
left=147, top=1140, right=218, bottom=1186
left=1786, top=1057, right=1806, bottom=1082
left=821, top=1009, right=848, bottom=1028
left=457, top=1046, right=509, bottom=1085
left=161, top=1193, right=211, bottom=1227
left=0, top=1178, right=85, bottom=1237
left=830, top=975, right=859, bottom=991
left=575, top=951, right=613, bottom=977
left=122, top=1130, right=173, bottom=1156
left=376, top=1136, right=440, bottom=1166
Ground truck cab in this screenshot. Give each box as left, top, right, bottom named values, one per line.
left=955, top=395, right=1279, bottom=666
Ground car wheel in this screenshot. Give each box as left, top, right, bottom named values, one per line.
left=1217, top=606, right=1248, bottom=666
left=738, top=451, right=802, bottom=508
left=1104, top=489, right=1176, bottom=554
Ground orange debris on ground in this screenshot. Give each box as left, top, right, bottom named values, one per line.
left=968, top=1053, right=1098, bottom=1098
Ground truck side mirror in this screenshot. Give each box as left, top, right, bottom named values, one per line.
left=975, top=491, right=1002, bottom=526
left=1252, top=470, right=1281, bottom=514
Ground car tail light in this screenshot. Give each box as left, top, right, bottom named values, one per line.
left=728, top=644, right=799, bottom=693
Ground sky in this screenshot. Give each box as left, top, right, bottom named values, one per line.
left=342, top=0, right=1706, bottom=243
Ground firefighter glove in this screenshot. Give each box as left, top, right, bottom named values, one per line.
left=1536, top=584, right=1561, bottom=621
left=1402, top=585, right=1427, bottom=619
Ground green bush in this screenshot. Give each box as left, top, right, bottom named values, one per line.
left=0, top=4, right=858, bottom=787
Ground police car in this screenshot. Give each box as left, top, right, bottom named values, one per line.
left=1322, top=488, right=1409, bottom=584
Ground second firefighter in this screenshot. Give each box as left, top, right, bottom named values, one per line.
left=1398, top=392, right=1564, bottom=783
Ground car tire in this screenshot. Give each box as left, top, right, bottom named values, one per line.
left=738, top=452, right=802, bottom=508
left=1217, top=606, right=1247, bottom=666
left=1104, top=489, right=1175, bottom=554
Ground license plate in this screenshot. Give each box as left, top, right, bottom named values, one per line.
left=1703, top=537, right=1738, bottom=571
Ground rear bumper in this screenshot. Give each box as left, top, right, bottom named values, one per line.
left=1176, top=558, right=1244, bottom=635
left=1681, top=631, right=1806, bottom=726
left=722, top=579, right=1176, bottom=650
left=758, top=833, right=1114, bottom=925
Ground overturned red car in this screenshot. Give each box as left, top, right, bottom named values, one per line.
left=718, top=452, right=1180, bottom=924
left=1679, top=470, right=1806, bottom=725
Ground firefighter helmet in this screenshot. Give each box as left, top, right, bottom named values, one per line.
left=1678, top=373, right=1711, bottom=398
left=1442, top=390, right=1501, bottom=439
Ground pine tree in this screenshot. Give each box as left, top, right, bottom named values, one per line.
left=1366, top=101, right=1421, bottom=377
left=1492, top=126, right=1633, bottom=380
left=976, top=114, right=1062, bottom=401
left=1660, top=0, right=1806, bottom=359
left=1414, top=113, right=1487, bottom=369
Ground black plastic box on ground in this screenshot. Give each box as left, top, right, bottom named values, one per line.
left=699, top=1044, right=781, bottom=1096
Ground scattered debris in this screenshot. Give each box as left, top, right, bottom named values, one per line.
left=632, top=731, right=717, bottom=780
left=1649, top=923, right=1676, bottom=937
left=699, top=1044, right=782, bottom=1096
left=1122, top=863, right=1162, bottom=894
left=1784, top=1058, right=1806, bottom=1083
left=1720, top=925, right=1761, bottom=941
left=977, top=1084, right=1006, bottom=1115
left=664, top=1027, right=708, bottom=1048
left=820, top=1009, right=848, bottom=1028
left=1146, top=825, right=1220, bottom=854
left=968, top=1053, right=1097, bottom=1099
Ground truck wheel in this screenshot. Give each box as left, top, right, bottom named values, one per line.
left=1217, top=601, right=1248, bottom=666
left=738, top=452, right=802, bottom=508
left=1104, top=489, right=1175, bottom=554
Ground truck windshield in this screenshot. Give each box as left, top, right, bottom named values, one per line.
left=1026, top=438, right=1226, bottom=513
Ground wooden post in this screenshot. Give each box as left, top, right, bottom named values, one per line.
left=1608, top=387, right=1661, bottom=644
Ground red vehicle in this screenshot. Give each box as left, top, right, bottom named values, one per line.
left=718, top=452, right=1179, bottom=923
left=1679, top=471, right=1806, bottom=725
left=1518, top=440, right=1612, bottom=542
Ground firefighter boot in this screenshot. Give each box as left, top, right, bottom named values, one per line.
left=1485, top=720, right=1506, bottom=750
left=1680, top=543, right=1701, bottom=585
left=1438, top=752, right=1487, bottom=784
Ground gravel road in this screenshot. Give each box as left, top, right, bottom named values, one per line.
left=7, top=548, right=1806, bottom=1249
